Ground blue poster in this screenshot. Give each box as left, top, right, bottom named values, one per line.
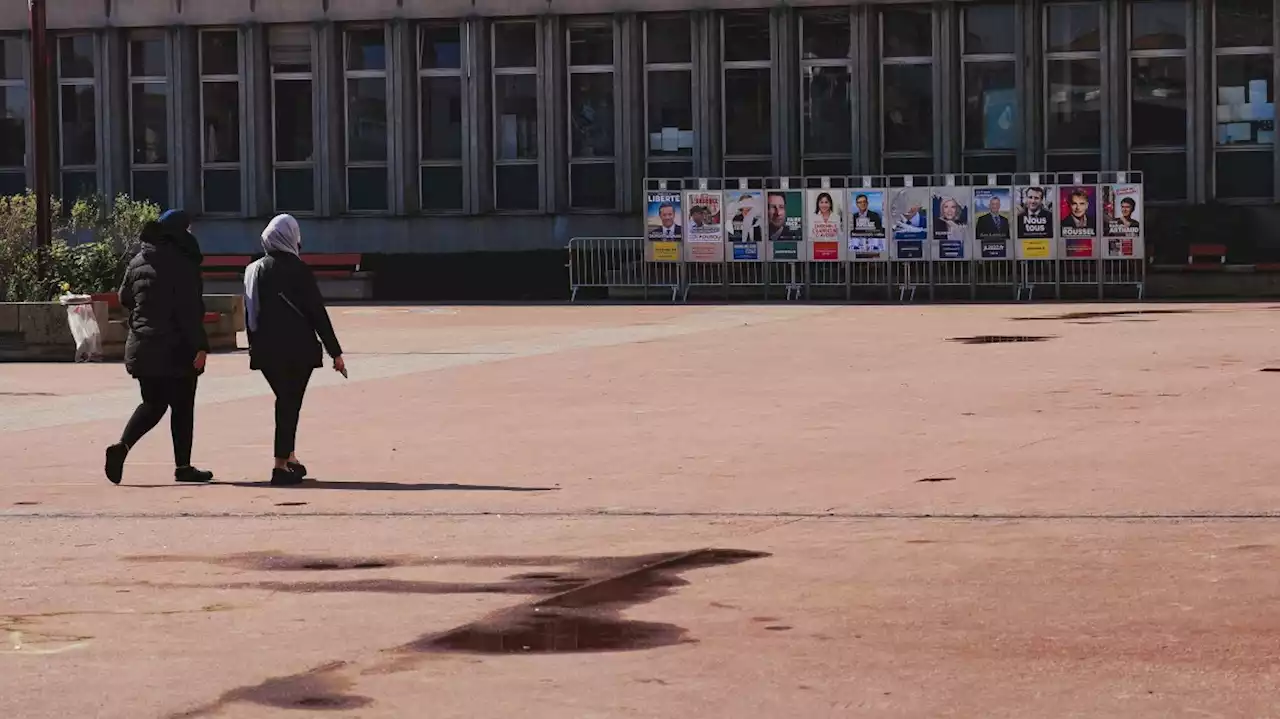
left=732, top=243, right=759, bottom=261
left=983, top=88, right=1018, bottom=150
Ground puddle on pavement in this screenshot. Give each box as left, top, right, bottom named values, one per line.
left=403, top=549, right=769, bottom=656
left=917, top=477, right=957, bottom=483
left=1011, top=309, right=1193, bottom=322
left=948, top=335, right=1053, bottom=345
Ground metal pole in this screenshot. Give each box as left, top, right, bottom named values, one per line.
left=29, top=0, right=51, bottom=255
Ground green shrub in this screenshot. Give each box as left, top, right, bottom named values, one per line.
left=0, top=192, right=161, bottom=301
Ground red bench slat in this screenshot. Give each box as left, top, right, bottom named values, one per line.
left=300, top=254, right=362, bottom=269
left=202, top=256, right=254, bottom=268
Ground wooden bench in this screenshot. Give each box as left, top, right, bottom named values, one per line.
left=201, top=255, right=254, bottom=281
left=1187, top=243, right=1227, bottom=269
left=201, top=253, right=371, bottom=301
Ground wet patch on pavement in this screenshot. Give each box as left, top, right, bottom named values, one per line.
left=170, top=662, right=372, bottom=718
left=948, top=335, right=1054, bottom=345
left=1010, top=309, right=1194, bottom=322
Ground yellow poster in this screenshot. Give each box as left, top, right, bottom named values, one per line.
left=651, top=241, right=681, bottom=262
left=1021, top=239, right=1051, bottom=259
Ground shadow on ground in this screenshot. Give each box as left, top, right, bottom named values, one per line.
left=128, top=480, right=559, bottom=492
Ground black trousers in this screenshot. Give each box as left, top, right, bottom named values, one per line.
left=121, top=375, right=199, bottom=467
left=262, top=368, right=313, bottom=460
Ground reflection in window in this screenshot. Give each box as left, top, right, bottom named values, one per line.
left=962, top=3, right=1016, bottom=171
left=568, top=23, right=616, bottom=210
left=722, top=12, right=772, bottom=176
left=1131, top=0, right=1187, bottom=51
left=1046, top=3, right=1101, bottom=53
left=1044, top=4, right=1102, bottom=170
left=129, top=33, right=169, bottom=211
left=200, top=31, right=241, bottom=213
left=1215, top=0, right=1273, bottom=49
left=644, top=15, right=693, bottom=179
left=882, top=7, right=932, bottom=58
left=1130, top=2, right=1188, bottom=202
left=1214, top=0, right=1273, bottom=200
left=882, top=64, right=933, bottom=154
left=1131, top=61, right=1186, bottom=148
left=963, top=3, right=1015, bottom=55
left=269, top=26, right=315, bottom=213
left=419, top=23, right=465, bottom=212
left=57, top=35, right=96, bottom=203
left=493, top=21, right=540, bottom=211
left=801, top=10, right=852, bottom=174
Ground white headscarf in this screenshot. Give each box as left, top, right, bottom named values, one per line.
left=244, top=214, right=302, bottom=332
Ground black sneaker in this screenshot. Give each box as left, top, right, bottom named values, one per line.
left=271, top=468, right=305, bottom=486
left=287, top=461, right=308, bottom=478
left=105, top=443, right=129, bottom=485
left=175, top=466, right=215, bottom=483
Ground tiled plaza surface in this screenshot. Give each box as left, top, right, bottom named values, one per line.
left=3, top=302, right=1279, bottom=718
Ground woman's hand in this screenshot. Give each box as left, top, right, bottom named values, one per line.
left=194, top=351, right=207, bottom=373
left=333, top=355, right=346, bottom=376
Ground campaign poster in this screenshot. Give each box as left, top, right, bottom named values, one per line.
left=684, top=190, right=724, bottom=262
left=646, top=190, right=683, bottom=262
left=889, top=187, right=929, bottom=260
left=932, top=188, right=971, bottom=260
left=848, top=190, right=888, bottom=260
left=1059, top=185, right=1098, bottom=259
left=726, top=190, right=765, bottom=262
left=766, top=190, right=803, bottom=261
left=1101, top=183, right=1143, bottom=259
left=806, top=189, right=844, bottom=262
left=1015, top=184, right=1054, bottom=260
left=972, top=187, right=1013, bottom=259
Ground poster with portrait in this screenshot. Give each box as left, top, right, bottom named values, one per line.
left=645, top=190, right=683, bottom=262
left=1058, top=185, right=1098, bottom=259
left=1101, top=183, right=1144, bottom=259
left=932, top=188, right=972, bottom=260
left=972, top=187, right=1013, bottom=259
left=806, top=189, right=844, bottom=261
left=683, top=190, right=724, bottom=262
left=1015, top=185, right=1055, bottom=260
left=725, top=190, right=765, bottom=262
left=889, top=187, right=930, bottom=260
left=847, top=190, right=888, bottom=261
left=766, top=190, right=804, bottom=262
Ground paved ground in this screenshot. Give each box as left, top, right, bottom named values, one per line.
left=3, top=301, right=1280, bottom=718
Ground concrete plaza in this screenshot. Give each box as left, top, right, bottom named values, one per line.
left=2, top=301, right=1279, bottom=718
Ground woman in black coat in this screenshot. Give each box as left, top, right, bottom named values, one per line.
left=243, top=214, right=345, bottom=486
left=105, top=209, right=214, bottom=485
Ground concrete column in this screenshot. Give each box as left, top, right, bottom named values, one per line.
left=244, top=22, right=270, bottom=217
left=617, top=12, right=640, bottom=213
left=1022, top=0, right=1043, bottom=170
left=772, top=5, right=796, bottom=177
left=315, top=20, right=337, bottom=216
left=171, top=25, right=199, bottom=212
left=937, top=2, right=958, bottom=174
left=101, top=28, right=126, bottom=203
left=388, top=18, right=408, bottom=216
left=467, top=16, right=490, bottom=213
left=1102, top=0, right=1123, bottom=170
left=541, top=13, right=564, bottom=213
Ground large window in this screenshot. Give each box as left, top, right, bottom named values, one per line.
left=57, top=35, right=97, bottom=203
left=1044, top=2, right=1103, bottom=171
left=800, top=9, right=853, bottom=177
left=418, top=23, right=464, bottom=212
left=961, top=3, right=1017, bottom=174
left=644, top=15, right=693, bottom=179
left=492, top=21, right=540, bottom=211
left=567, top=21, right=616, bottom=210
left=881, top=6, right=934, bottom=175
left=344, top=27, right=389, bottom=212
left=722, top=11, right=772, bottom=178
left=128, top=32, right=170, bottom=208
left=199, top=30, right=242, bottom=214
left=0, top=36, right=27, bottom=196
left=1213, top=0, right=1274, bottom=200
left=1129, top=0, right=1188, bottom=201
left=269, top=26, right=316, bottom=213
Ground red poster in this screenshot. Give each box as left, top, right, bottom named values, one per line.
left=813, top=242, right=840, bottom=261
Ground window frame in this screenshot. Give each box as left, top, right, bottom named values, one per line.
left=565, top=17, right=618, bottom=212
left=0, top=34, right=29, bottom=192
left=268, top=24, right=319, bottom=215
left=490, top=19, right=542, bottom=213
left=342, top=24, right=392, bottom=214
left=1210, top=4, right=1275, bottom=202
left=642, top=13, right=696, bottom=181
left=720, top=10, right=775, bottom=178
left=1041, top=1, right=1105, bottom=169
left=1127, top=0, right=1191, bottom=203
left=417, top=20, right=468, bottom=215
left=960, top=3, right=1019, bottom=173
left=56, top=33, right=99, bottom=203
left=197, top=28, right=246, bottom=216
left=127, top=30, right=172, bottom=209
left=879, top=6, right=936, bottom=172
left=799, top=8, right=855, bottom=178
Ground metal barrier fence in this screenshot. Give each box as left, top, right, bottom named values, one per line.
left=568, top=237, right=1145, bottom=303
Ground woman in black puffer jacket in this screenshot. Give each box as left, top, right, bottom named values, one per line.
left=105, top=209, right=215, bottom=485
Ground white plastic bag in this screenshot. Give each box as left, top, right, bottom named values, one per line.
left=59, top=294, right=103, bottom=363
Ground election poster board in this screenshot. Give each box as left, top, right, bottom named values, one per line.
left=889, top=187, right=930, bottom=260
left=725, top=190, right=765, bottom=262
left=806, top=189, right=845, bottom=261
left=645, top=189, right=683, bottom=262
left=932, top=187, right=972, bottom=260
left=847, top=189, right=888, bottom=261
left=766, top=190, right=804, bottom=261
left=1058, top=185, right=1098, bottom=259
left=972, top=186, right=1014, bottom=259
left=684, top=190, right=724, bottom=262
left=1101, top=183, right=1145, bottom=259
left=1015, top=184, right=1055, bottom=260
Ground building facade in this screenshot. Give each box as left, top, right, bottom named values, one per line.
left=0, top=0, right=1274, bottom=260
